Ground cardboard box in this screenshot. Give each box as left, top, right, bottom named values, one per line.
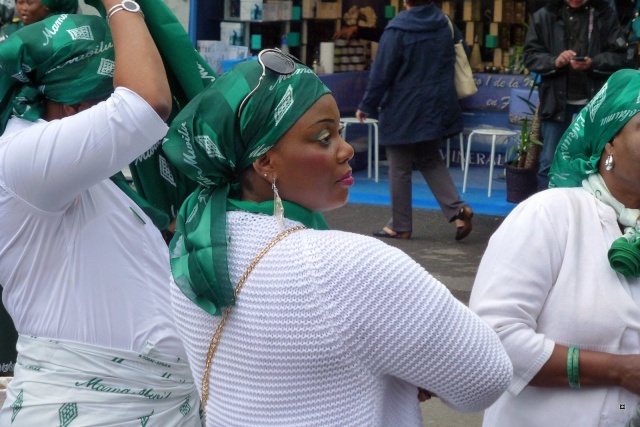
left=280, top=0, right=293, bottom=20
left=262, top=2, right=280, bottom=21
left=241, top=0, right=263, bottom=21
left=462, top=0, right=480, bottom=21
left=220, top=21, right=244, bottom=46
left=317, top=1, right=341, bottom=19
left=465, top=21, right=475, bottom=46
left=493, top=0, right=502, bottom=22
left=441, top=1, right=455, bottom=18
left=302, top=0, right=341, bottom=19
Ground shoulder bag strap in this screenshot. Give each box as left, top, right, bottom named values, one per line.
left=200, top=225, right=306, bottom=421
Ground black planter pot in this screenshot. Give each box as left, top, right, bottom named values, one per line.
left=505, top=163, right=537, bottom=204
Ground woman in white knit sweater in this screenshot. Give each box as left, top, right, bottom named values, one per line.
left=162, top=50, right=512, bottom=426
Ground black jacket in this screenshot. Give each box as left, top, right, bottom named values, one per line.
left=523, top=0, right=627, bottom=121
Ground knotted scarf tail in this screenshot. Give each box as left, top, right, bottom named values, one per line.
left=608, top=237, right=640, bottom=278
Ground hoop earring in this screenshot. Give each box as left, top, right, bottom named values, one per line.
left=605, top=153, right=614, bottom=171
left=272, top=178, right=285, bottom=231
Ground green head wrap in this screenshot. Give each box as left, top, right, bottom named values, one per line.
left=549, top=69, right=640, bottom=278
left=0, top=14, right=114, bottom=132
left=84, top=0, right=218, bottom=232
left=549, top=69, right=640, bottom=188
left=163, top=59, right=332, bottom=315
left=41, top=0, right=79, bottom=14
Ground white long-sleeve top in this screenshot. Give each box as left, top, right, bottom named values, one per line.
left=0, top=88, right=186, bottom=358
left=171, top=211, right=513, bottom=426
left=470, top=188, right=640, bottom=427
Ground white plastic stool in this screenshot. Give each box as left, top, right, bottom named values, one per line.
left=462, top=128, right=517, bottom=197
left=340, top=117, right=379, bottom=182
left=445, top=133, right=465, bottom=170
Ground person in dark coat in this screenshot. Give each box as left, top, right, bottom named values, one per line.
left=356, top=0, right=473, bottom=241
left=523, top=0, right=628, bottom=190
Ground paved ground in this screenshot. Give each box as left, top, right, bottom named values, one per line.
left=323, top=203, right=506, bottom=426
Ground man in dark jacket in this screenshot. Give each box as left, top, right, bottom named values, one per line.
left=523, top=0, right=628, bottom=190
left=356, top=0, right=474, bottom=241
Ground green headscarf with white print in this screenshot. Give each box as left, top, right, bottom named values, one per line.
left=549, top=69, right=640, bottom=278
left=163, top=59, right=331, bottom=315
left=549, top=69, right=640, bottom=189
left=0, top=14, right=114, bottom=133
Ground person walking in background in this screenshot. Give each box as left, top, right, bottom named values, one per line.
left=356, top=0, right=473, bottom=241
left=470, top=69, right=640, bottom=426
left=163, top=52, right=512, bottom=426
left=0, top=8, right=201, bottom=426
left=523, top=0, right=627, bottom=191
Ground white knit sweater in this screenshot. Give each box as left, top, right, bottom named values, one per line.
left=171, top=211, right=512, bottom=426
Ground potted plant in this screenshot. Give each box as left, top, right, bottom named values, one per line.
left=505, top=99, right=542, bottom=203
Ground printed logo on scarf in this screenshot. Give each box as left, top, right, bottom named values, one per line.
left=180, top=396, right=192, bottom=416
left=589, top=82, right=607, bottom=122
left=159, top=156, right=177, bottom=187
left=247, top=143, right=270, bottom=158
left=10, top=389, right=23, bottom=422
left=97, top=58, right=115, bottom=77
left=11, top=71, right=29, bottom=83
left=139, top=409, right=154, bottom=427
left=599, top=108, right=639, bottom=127
left=42, top=14, right=68, bottom=46
left=274, top=85, right=293, bottom=126
left=195, top=135, right=226, bottom=160
left=179, top=122, right=215, bottom=187
left=59, top=403, right=78, bottom=427
left=67, top=25, right=94, bottom=41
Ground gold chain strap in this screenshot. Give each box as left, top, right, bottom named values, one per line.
left=200, top=225, right=306, bottom=420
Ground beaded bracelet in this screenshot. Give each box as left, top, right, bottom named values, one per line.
left=567, top=346, right=580, bottom=389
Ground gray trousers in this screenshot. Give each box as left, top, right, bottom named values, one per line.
left=385, top=140, right=466, bottom=232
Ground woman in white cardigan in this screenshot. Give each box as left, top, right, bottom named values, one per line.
left=470, top=68, right=640, bottom=426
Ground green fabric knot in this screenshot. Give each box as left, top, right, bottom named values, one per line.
left=608, top=236, right=640, bottom=278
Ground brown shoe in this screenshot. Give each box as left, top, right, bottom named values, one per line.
left=373, top=226, right=411, bottom=240
left=454, top=206, right=473, bottom=241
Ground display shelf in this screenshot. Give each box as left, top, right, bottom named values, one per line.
left=214, top=0, right=533, bottom=71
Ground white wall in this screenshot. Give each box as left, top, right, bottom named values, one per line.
left=162, top=0, right=190, bottom=30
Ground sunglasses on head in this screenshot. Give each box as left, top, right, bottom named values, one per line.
left=236, top=48, right=302, bottom=120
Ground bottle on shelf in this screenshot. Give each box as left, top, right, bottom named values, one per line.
left=470, top=35, right=482, bottom=72
left=280, top=35, right=289, bottom=55
left=312, top=50, right=325, bottom=74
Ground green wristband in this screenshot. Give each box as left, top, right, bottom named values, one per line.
left=568, top=346, right=580, bottom=389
